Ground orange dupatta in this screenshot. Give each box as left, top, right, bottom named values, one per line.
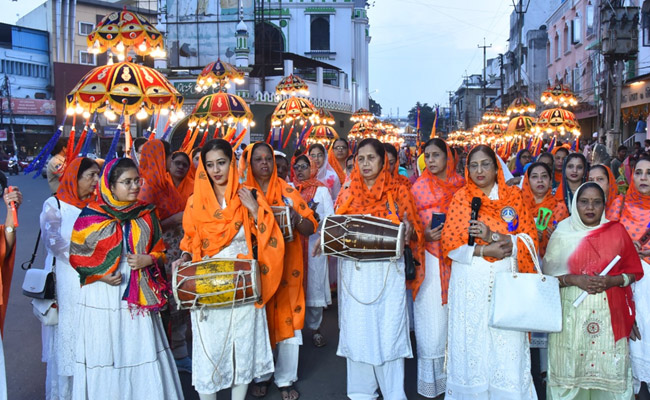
left=179, top=152, right=284, bottom=308
left=442, top=149, right=538, bottom=273
left=240, top=143, right=318, bottom=345
left=138, top=140, right=185, bottom=221
left=56, top=157, right=97, bottom=209
left=328, top=145, right=348, bottom=184
left=411, top=144, right=464, bottom=304
left=596, top=164, right=622, bottom=220
left=176, top=151, right=196, bottom=203
left=609, top=178, right=650, bottom=264
left=336, top=153, right=426, bottom=298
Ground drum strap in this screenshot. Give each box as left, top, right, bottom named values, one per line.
left=339, top=259, right=395, bottom=306
left=386, top=192, right=400, bottom=225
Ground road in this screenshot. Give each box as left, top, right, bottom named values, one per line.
left=3, top=173, right=426, bottom=399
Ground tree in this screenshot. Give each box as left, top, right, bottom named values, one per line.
left=407, top=102, right=437, bottom=141
left=369, top=97, right=382, bottom=116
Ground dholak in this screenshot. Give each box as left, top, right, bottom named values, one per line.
left=321, top=214, right=405, bottom=261
left=172, top=258, right=260, bottom=310
left=271, top=206, right=294, bottom=242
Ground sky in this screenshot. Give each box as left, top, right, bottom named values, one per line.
left=3, top=0, right=513, bottom=119
left=367, top=0, right=512, bottom=118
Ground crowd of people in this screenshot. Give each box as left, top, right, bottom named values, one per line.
left=26, top=133, right=650, bottom=400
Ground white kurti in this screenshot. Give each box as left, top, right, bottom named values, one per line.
left=190, top=228, right=274, bottom=395
left=39, top=197, right=83, bottom=400
left=337, top=257, right=412, bottom=365
left=305, top=186, right=334, bottom=308
left=631, top=259, right=650, bottom=386
left=72, top=257, right=183, bottom=399
left=413, top=251, right=447, bottom=398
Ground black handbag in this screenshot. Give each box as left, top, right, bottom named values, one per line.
left=404, top=246, right=419, bottom=281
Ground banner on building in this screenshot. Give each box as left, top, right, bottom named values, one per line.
left=1, top=98, right=56, bottom=116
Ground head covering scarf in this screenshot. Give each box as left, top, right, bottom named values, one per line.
left=292, top=156, right=326, bottom=203
left=70, top=158, right=168, bottom=312
left=411, top=142, right=464, bottom=304
left=442, top=146, right=538, bottom=275
left=328, top=141, right=350, bottom=184
left=589, top=164, right=621, bottom=220
left=520, top=165, right=570, bottom=258
left=512, top=149, right=529, bottom=177
left=174, top=151, right=195, bottom=203
left=555, top=152, right=588, bottom=212
left=240, top=142, right=318, bottom=345
left=336, top=146, right=426, bottom=298
left=56, top=157, right=97, bottom=209
left=138, top=139, right=185, bottom=221
left=609, top=171, right=650, bottom=264
left=309, top=144, right=340, bottom=198
left=543, top=182, right=643, bottom=341
left=551, top=146, right=570, bottom=186
left=179, top=149, right=284, bottom=307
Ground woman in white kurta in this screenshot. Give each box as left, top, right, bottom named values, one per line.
left=308, top=143, right=341, bottom=201
left=441, top=145, right=538, bottom=400
left=411, top=138, right=464, bottom=398
left=175, top=139, right=285, bottom=400
left=292, top=155, right=334, bottom=347
left=39, top=157, right=100, bottom=400
left=320, top=138, right=424, bottom=400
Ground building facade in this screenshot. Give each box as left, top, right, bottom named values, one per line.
left=451, top=73, right=501, bottom=131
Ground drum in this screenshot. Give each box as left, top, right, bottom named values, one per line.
left=271, top=206, right=294, bottom=242
left=172, top=258, right=260, bottom=310
left=321, top=214, right=405, bottom=261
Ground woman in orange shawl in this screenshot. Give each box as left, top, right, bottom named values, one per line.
left=554, top=152, right=588, bottom=212
left=441, top=144, right=538, bottom=399
left=241, top=142, right=317, bottom=400
left=175, top=139, right=284, bottom=400
left=552, top=146, right=570, bottom=190
left=384, top=142, right=412, bottom=189
left=608, top=156, right=650, bottom=395
left=170, top=151, right=194, bottom=203
left=331, top=138, right=424, bottom=400
left=410, top=138, right=463, bottom=398
left=328, top=138, right=350, bottom=185
left=588, top=164, right=621, bottom=220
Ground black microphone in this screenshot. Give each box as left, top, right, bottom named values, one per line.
left=468, top=197, right=482, bottom=246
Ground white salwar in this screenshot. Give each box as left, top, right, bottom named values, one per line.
left=39, top=197, right=83, bottom=400
left=631, top=259, right=650, bottom=391
left=337, top=256, right=412, bottom=400
left=72, top=256, right=183, bottom=399
left=413, top=251, right=447, bottom=398
left=305, top=186, right=334, bottom=330
left=445, top=183, right=536, bottom=400
left=190, top=228, right=274, bottom=395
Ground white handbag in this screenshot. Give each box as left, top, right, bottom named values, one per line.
left=31, top=299, right=58, bottom=326
left=488, top=233, right=563, bottom=333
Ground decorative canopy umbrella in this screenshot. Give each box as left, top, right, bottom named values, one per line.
left=348, top=121, right=383, bottom=141
left=306, top=125, right=339, bottom=146
left=447, top=130, right=473, bottom=147
left=314, top=108, right=335, bottom=125
left=65, top=61, right=183, bottom=120
left=188, top=92, right=254, bottom=128
left=275, top=75, right=310, bottom=96
left=271, top=96, right=317, bottom=127
left=87, top=7, right=165, bottom=59
left=196, top=59, right=245, bottom=92
left=481, top=107, right=509, bottom=123
left=474, top=121, right=507, bottom=136
left=506, top=97, right=537, bottom=116
left=350, top=108, right=375, bottom=123
left=535, top=107, right=581, bottom=136
left=505, top=115, right=537, bottom=137
left=541, top=84, right=578, bottom=107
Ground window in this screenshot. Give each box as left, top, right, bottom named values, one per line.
left=564, top=23, right=570, bottom=52
left=79, top=22, right=94, bottom=36
left=572, top=15, right=582, bottom=44
left=555, top=33, right=560, bottom=59
left=586, top=5, right=595, bottom=37
left=643, top=1, right=650, bottom=46
left=79, top=51, right=96, bottom=65
left=573, top=65, right=581, bottom=93
left=546, top=40, right=551, bottom=64
left=310, top=16, right=330, bottom=51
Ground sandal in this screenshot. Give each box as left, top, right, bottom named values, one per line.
left=278, top=385, right=300, bottom=400
left=312, top=332, right=327, bottom=348
left=251, top=379, right=272, bottom=398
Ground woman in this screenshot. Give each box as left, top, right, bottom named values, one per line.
left=308, top=143, right=340, bottom=200
left=174, top=139, right=284, bottom=400
left=191, top=146, right=202, bottom=169
left=609, top=156, right=650, bottom=397
left=384, top=143, right=411, bottom=188
left=328, top=138, right=350, bottom=185
left=537, top=152, right=555, bottom=173
left=512, top=149, right=532, bottom=177
left=552, top=147, right=570, bottom=190
left=292, top=155, right=334, bottom=348
left=242, top=143, right=317, bottom=400
left=588, top=164, right=620, bottom=220
left=410, top=138, right=463, bottom=398
left=138, top=139, right=191, bottom=370
left=555, top=152, right=588, bottom=212
left=345, top=155, right=354, bottom=178
left=332, top=138, right=424, bottom=400
left=40, top=157, right=99, bottom=399
left=441, top=145, right=538, bottom=399
left=170, top=151, right=194, bottom=202
left=543, top=182, right=643, bottom=399
left=69, top=158, right=183, bottom=399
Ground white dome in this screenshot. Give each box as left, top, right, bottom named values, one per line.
left=236, top=20, right=248, bottom=32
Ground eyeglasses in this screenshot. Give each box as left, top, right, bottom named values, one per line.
left=294, top=163, right=310, bottom=171
left=333, top=146, right=347, bottom=151
left=468, top=161, right=495, bottom=172
left=117, top=177, right=145, bottom=188
left=577, top=198, right=604, bottom=208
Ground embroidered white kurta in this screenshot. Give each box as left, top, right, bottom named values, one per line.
left=631, top=259, right=650, bottom=386
left=305, top=186, right=334, bottom=308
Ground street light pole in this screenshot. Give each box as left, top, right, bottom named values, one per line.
left=512, top=0, right=531, bottom=97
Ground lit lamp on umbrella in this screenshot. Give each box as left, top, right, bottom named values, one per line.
left=276, top=74, right=310, bottom=97
left=313, top=108, right=335, bottom=126
left=270, top=96, right=317, bottom=148
left=506, top=97, right=536, bottom=116
left=195, top=59, right=245, bottom=92
left=348, top=121, right=382, bottom=143
left=306, top=125, right=338, bottom=146
left=503, top=115, right=538, bottom=159
left=540, top=84, right=578, bottom=108
left=535, top=108, right=581, bottom=138
left=350, top=108, right=375, bottom=123
left=86, top=7, right=166, bottom=60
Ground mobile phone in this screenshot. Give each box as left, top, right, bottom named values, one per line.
left=431, top=212, right=446, bottom=229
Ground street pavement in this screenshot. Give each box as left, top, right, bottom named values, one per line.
left=3, top=173, right=426, bottom=400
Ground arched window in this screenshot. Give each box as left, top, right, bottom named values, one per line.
left=563, top=23, right=570, bottom=53
left=254, top=22, right=284, bottom=66
left=546, top=39, right=551, bottom=64
left=311, top=16, right=330, bottom=51
left=554, top=33, right=560, bottom=59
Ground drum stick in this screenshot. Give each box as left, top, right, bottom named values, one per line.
left=8, top=187, right=18, bottom=228
left=572, top=255, right=621, bottom=308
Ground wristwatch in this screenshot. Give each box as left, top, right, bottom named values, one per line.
left=5, top=226, right=14, bottom=234
left=490, top=232, right=500, bottom=243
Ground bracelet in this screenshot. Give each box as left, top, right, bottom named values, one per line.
left=620, top=273, right=631, bottom=287
left=560, top=275, right=567, bottom=287
left=479, top=245, right=485, bottom=258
